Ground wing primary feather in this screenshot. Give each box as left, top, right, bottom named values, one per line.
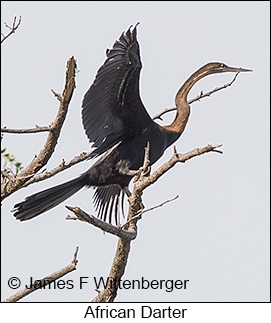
left=115, top=194, right=120, bottom=225
left=108, top=197, right=115, bottom=224
left=121, top=191, right=125, bottom=218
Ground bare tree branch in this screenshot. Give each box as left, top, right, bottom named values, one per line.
left=65, top=206, right=137, bottom=240
left=1, top=16, right=22, bottom=44
left=134, top=144, right=223, bottom=193
left=1, top=56, right=77, bottom=201
left=152, top=73, right=240, bottom=121
left=65, top=194, right=179, bottom=239
left=19, top=150, right=94, bottom=188
left=1, top=125, right=51, bottom=134
left=91, top=237, right=132, bottom=302
left=2, top=246, right=79, bottom=303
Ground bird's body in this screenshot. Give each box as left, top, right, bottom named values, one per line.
left=75, top=118, right=181, bottom=222
left=13, top=24, right=250, bottom=223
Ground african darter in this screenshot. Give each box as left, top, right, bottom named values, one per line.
left=13, top=24, right=251, bottom=223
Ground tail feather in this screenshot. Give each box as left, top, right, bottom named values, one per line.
left=13, top=176, right=85, bottom=221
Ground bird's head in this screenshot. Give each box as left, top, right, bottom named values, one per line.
left=203, top=62, right=252, bottom=75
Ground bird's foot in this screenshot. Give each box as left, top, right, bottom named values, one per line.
left=116, top=160, right=151, bottom=181
left=116, top=160, right=138, bottom=177
left=133, top=165, right=151, bottom=182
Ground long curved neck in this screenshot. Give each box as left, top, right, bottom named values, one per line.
left=164, top=64, right=213, bottom=134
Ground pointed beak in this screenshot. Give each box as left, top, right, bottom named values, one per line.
left=226, top=66, right=253, bottom=73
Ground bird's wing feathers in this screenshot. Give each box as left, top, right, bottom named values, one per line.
left=93, top=185, right=125, bottom=224
left=82, top=24, right=153, bottom=157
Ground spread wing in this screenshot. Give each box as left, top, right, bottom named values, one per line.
left=81, top=23, right=153, bottom=157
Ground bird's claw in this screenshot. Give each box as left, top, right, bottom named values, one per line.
left=133, top=165, right=151, bottom=182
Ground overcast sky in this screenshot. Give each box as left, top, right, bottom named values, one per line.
left=1, top=1, right=270, bottom=304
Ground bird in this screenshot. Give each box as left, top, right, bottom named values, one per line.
left=12, top=24, right=251, bottom=224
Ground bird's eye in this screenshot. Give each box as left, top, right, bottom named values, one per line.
left=220, top=63, right=225, bottom=68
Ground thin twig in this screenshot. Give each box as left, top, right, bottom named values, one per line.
left=2, top=246, right=79, bottom=302
left=152, top=73, right=239, bottom=120
left=51, top=89, right=63, bottom=102
left=72, top=246, right=79, bottom=264
left=188, top=72, right=240, bottom=104
left=1, top=16, right=22, bottom=43
left=120, top=195, right=179, bottom=228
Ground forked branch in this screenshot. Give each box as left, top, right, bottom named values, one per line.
left=133, top=144, right=223, bottom=193
left=1, top=16, right=22, bottom=44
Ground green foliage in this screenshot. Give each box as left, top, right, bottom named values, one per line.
left=1, top=148, right=23, bottom=175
